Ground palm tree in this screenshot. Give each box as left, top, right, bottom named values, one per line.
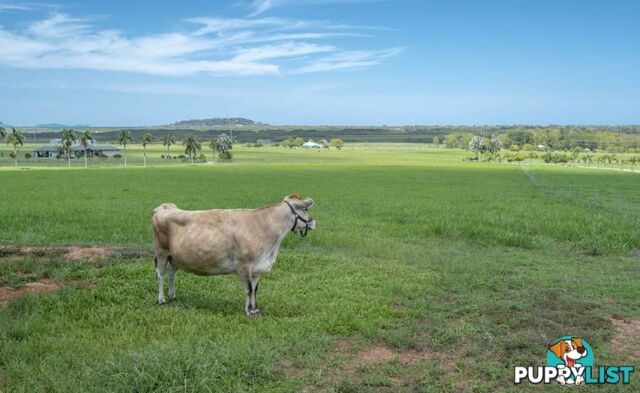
left=208, top=140, right=217, bottom=161
left=0, top=127, right=5, bottom=159
left=162, top=133, right=175, bottom=162
left=141, top=132, right=154, bottom=167
left=183, top=134, right=201, bottom=165
left=60, top=129, right=77, bottom=167
left=116, top=130, right=134, bottom=168
left=468, top=136, right=485, bottom=161
left=78, top=130, right=93, bottom=168
left=630, top=156, right=639, bottom=172
left=5, top=128, right=25, bottom=168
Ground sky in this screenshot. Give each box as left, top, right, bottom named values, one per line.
left=0, top=0, right=639, bottom=126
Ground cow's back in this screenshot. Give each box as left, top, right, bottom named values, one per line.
left=152, top=204, right=243, bottom=275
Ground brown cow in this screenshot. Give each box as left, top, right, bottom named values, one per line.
left=151, top=194, right=316, bottom=315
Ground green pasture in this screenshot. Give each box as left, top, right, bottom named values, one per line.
left=0, top=145, right=639, bottom=392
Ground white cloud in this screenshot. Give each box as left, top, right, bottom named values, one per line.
left=0, top=2, right=32, bottom=11
left=28, top=13, right=90, bottom=37
left=234, top=42, right=335, bottom=61
left=187, top=16, right=287, bottom=35
left=247, top=0, right=282, bottom=17
left=0, top=11, right=401, bottom=77
left=246, top=0, right=389, bottom=16
left=295, top=47, right=404, bottom=73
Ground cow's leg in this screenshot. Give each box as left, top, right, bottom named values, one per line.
left=239, top=272, right=260, bottom=316
left=250, top=275, right=261, bottom=316
left=167, top=258, right=178, bottom=300
left=155, top=254, right=169, bottom=305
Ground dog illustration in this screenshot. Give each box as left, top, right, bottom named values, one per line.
left=549, top=337, right=588, bottom=385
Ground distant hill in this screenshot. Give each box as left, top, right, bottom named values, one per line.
left=33, top=123, right=91, bottom=128
left=168, top=118, right=266, bottom=127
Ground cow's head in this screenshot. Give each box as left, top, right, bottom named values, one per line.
left=284, top=194, right=316, bottom=236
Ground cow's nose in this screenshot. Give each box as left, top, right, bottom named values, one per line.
left=577, top=347, right=586, bottom=354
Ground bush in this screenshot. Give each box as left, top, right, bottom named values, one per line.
left=543, top=152, right=569, bottom=163
left=24, top=153, right=31, bottom=159
left=9, top=152, right=16, bottom=159
left=218, top=151, right=233, bottom=160
left=113, top=153, right=122, bottom=158
left=329, top=138, right=344, bottom=150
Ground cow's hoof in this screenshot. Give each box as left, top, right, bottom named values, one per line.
left=247, top=309, right=261, bottom=317
left=158, top=298, right=166, bottom=305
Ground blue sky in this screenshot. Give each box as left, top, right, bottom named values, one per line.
left=0, top=0, right=638, bottom=126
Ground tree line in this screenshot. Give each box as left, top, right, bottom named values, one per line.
left=0, top=127, right=234, bottom=168
left=439, top=127, right=640, bottom=153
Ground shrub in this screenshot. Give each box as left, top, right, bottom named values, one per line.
left=218, top=151, right=233, bottom=160
left=543, top=152, right=569, bottom=163
left=329, top=138, right=344, bottom=150
left=24, top=153, right=31, bottom=159
left=113, top=153, right=122, bottom=158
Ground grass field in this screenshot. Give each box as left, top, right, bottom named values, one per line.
left=1, top=144, right=639, bottom=392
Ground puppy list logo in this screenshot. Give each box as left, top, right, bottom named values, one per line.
left=514, top=336, right=634, bottom=385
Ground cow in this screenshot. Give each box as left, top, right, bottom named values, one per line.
left=151, top=194, right=316, bottom=316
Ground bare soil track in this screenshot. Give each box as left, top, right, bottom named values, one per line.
left=0, top=278, right=61, bottom=306
left=0, top=245, right=151, bottom=306
left=0, top=245, right=150, bottom=262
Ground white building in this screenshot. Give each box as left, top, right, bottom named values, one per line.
left=303, top=139, right=322, bottom=148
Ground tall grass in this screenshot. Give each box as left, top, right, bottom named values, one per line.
left=0, top=147, right=639, bottom=391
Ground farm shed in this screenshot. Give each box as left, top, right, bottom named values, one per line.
left=32, top=145, right=120, bottom=158
left=32, top=145, right=60, bottom=158
left=72, top=145, right=120, bottom=157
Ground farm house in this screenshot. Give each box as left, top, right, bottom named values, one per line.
left=32, top=145, right=120, bottom=158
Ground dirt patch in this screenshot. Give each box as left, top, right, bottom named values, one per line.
left=0, top=278, right=61, bottom=306
left=317, top=340, right=462, bottom=390
left=0, top=255, right=26, bottom=264
left=0, top=245, right=150, bottom=263
left=356, top=346, right=397, bottom=364
left=65, top=246, right=112, bottom=262
left=609, top=316, right=640, bottom=359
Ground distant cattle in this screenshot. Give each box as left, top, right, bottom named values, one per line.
left=151, top=194, right=316, bottom=316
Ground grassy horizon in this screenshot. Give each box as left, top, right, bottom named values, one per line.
left=1, top=145, right=639, bottom=391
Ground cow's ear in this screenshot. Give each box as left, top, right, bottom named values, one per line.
left=549, top=341, right=564, bottom=358
left=302, top=198, right=314, bottom=209
left=285, top=194, right=300, bottom=201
